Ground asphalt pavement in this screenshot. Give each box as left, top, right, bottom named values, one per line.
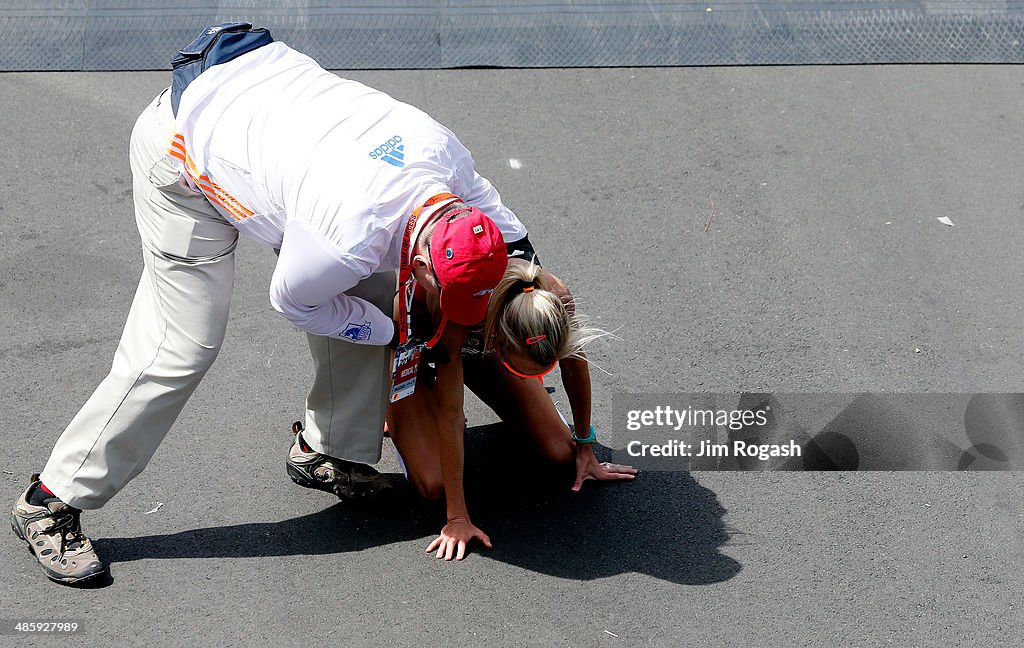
left=1, top=65, right=1022, bottom=646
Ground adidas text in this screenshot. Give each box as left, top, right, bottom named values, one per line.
left=369, top=135, right=405, bottom=168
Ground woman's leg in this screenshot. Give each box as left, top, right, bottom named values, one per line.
left=463, top=357, right=575, bottom=466
left=386, top=378, right=445, bottom=501
left=389, top=354, right=578, bottom=501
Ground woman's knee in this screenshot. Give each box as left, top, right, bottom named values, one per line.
left=538, top=435, right=575, bottom=466
left=410, top=472, right=444, bottom=502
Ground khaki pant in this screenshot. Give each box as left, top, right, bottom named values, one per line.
left=39, top=89, right=392, bottom=510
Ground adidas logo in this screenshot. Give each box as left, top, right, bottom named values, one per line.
left=368, top=135, right=405, bottom=168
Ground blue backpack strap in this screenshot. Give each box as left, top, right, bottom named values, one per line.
left=170, top=22, right=274, bottom=116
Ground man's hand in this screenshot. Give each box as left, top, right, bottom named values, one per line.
left=425, top=516, right=493, bottom=561
left=571, top=444, right=638, bottom=492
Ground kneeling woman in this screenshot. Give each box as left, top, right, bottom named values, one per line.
left=388, top=248, right=637, bottom=559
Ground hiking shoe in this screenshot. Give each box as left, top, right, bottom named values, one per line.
left=11, top=476, right=107, bottom=586
left=286, top=421, right=396, bottom=504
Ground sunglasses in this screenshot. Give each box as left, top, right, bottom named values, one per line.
left=500, top=350, right=558, bottom=381
left=424, top=241, right=444, bottom=291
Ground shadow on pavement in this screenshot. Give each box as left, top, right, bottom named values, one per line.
left=743, top=393, right=1024, bottom=471
left=99, top=424, right=741, bottom=586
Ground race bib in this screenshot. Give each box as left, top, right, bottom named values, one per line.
left=390, top=340, right=424, bottom=402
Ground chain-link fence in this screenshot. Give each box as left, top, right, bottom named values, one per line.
left=2, top=1, right=1022, bottom=71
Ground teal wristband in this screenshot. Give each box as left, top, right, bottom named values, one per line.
left=571, top=425, right=597, bottom=444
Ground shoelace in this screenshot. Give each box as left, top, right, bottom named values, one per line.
left=47, top=509, right=87, bottom=555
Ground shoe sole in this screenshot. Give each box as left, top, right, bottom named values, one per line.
left=286, top=463, right=337, bottom=493
left=11, top=512, right=108, bottom=586
left=287, top=462, right=399, bottom=506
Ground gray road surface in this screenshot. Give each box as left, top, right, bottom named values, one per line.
left=1, top=66, right=1022, bottom=646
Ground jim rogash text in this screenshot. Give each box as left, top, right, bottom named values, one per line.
left=626, top=439, right=802, bottom=461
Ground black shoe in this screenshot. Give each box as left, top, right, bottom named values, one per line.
left=286, top=422, right=396, bottom=504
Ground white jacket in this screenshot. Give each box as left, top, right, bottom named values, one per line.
left=171, top=41, right=526, bottom=344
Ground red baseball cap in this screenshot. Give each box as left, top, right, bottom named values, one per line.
left=430, top=206, right=506, bottom=325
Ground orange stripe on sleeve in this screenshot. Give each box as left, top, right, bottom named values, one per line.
left=167, top=133, right=255, bottom=222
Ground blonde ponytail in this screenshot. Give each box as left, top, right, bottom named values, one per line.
left=484, top=261, right=609, bottom=366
